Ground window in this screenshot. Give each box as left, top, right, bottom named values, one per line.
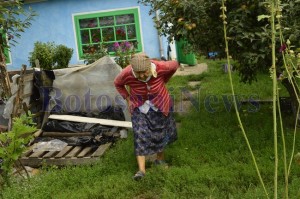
left=0, top=30, right=11, bottom=64
left=74, top=8, right=142, bottom=59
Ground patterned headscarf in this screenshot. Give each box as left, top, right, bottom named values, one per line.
left=130, top=52, right=151, bottom=72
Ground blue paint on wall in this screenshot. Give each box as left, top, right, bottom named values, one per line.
left=7, top=0, right=168, bottom=71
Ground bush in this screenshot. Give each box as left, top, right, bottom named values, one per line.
left=0, top=113, right=36, bottom=188
left=54, top=45, right=74, bottom=69
left=82, top=43, right=108, bottom=65
left=29, top=42, right=73, bottom=70
left=113, top=41, right=135, bottom=69
left=29, top=41, right=55, bottom=70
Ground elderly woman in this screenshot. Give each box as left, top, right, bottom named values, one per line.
left=114, top=52, right=179, bottom=180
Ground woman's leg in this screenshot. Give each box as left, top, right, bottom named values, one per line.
left=136, top=155, right=146, bottom=173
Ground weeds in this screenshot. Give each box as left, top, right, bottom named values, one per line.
left=0, top=113, right=36, bottom=189
left=1, top=59, right=299, bottom=198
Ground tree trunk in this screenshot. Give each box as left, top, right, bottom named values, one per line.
left=0, top=43, right=12, bottom=98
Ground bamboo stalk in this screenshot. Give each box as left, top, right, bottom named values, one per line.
left=220, top=0, right=269, bottom=197
left=270, top=1, right=278, bottom=197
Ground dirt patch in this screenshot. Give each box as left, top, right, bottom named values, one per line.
left=188, top=81, right=201, bottom=87
left=173, top=63, right=206, bottom=115
left=174, top=63, right=208, bottom=76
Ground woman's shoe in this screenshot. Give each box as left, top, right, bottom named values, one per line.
left=132, top=171, right=145, bottom=181
left=154, top=160, right=168, bottom=168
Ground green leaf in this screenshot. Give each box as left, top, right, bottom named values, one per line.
left=237, top=41, right=243, bottom=47
left=257, top=15, right=270, bottom=21
left=0, top=147, right=5, bottom=155
left=11, top=153, right=19, bottom=161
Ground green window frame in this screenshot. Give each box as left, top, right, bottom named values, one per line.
left=0, top=30, right=11, bottom=64
left=74, top=8, right=142, bottom=59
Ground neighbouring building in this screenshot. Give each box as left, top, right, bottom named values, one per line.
left=5, top=0, right=174, bottom=71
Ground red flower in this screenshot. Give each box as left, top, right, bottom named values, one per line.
left=279, top=44, right=287, bottom=53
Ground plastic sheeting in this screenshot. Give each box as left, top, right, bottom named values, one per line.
left=47, top=56, right=130, bottom=121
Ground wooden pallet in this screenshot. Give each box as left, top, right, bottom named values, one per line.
left=20, top=142, right=112, bottom=167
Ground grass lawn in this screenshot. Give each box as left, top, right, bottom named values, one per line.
left=1, top=58, right=300, bottom=199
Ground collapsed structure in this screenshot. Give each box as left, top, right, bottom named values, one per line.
left=2, top=56, right=131, bottom=167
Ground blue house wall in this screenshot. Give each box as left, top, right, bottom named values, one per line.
left=7, top=0, right=168, bottom=71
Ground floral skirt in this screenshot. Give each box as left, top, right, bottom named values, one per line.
left=132, top=107, right=177, bottom=156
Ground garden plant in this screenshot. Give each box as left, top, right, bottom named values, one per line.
left=0, top=113, right=36, bottom=190
left=28, top=41, right=74, bottom=70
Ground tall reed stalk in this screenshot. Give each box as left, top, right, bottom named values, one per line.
left=221, top=0, right=300, bottom=197
left=220, top=0, right=269, bottom=197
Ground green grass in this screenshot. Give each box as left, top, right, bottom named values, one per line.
left=1, top=59, right=300, bottom=199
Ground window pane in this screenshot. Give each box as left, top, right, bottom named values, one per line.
left=116, top=26, right=126, bottom=40
left=80, top=30, right=90, bottom=44
left=131, top=40, right=138, bottom=49
left=91, top=29, right=101, bottom=43
left=116, top=14, right=134, bottom=25
left=102, top=27, right=115, bottom=42
left=82, top=45, right=90, bottom=54
left=127, top=25, right=136, bottom=39
left=83, top=44, right=101, bottom=54
left=99, top=16, right=114, bottom=26
left=75, top=8, right=141, bottom=59
left=79, top=18, right=97, bottom=28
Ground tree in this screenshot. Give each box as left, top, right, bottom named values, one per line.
left=0, top=0, right=36, bottom=98
left=138, top=0, right=300, bottom=116
left=138, top=0, right=224, bottom=57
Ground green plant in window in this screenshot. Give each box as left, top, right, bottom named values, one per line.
left=83, top=43, right=108, bottom=65
left=116, top=28, right=126, bottom=40
left=113, top=41, right=135, bottom=68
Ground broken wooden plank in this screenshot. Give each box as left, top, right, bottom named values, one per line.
left=65, top=146, right=82, bottom=158
left=55, top=146, right=73, bottom=158
left=29, top=150, right=47, bottom=158
left=48, top=114, right=132, bottom=128
left=33, top=129, right=43, bottom=137
left=19, top=144, right=112, bottom=167
left=42, top=132, right=92, bottom=137
left=20, top=156, right=101, bottom=167
left=22, top=149, right=33, bottom=158
left=77, top=147, right=93, bottom=158
left=28, top=129, right=43, bottom=145
left=23, top=73, right=34, bottom=82
left=43, top=151, right=59, bottom=158
left=91, top=143, right=112, bottom=157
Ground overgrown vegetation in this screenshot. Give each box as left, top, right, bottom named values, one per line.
left=28, top=41, right=73, bottom=70
left=1, top=59, right=299, bottom=198
left=0, top=113, right=36, bottom=189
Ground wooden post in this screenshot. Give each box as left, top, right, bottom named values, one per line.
left=12, top=65, right=27, bottom=117
left=8, top=65, right=27, bottom=131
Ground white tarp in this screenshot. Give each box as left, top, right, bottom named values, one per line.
left=48, top=56, right=130, bottom=121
